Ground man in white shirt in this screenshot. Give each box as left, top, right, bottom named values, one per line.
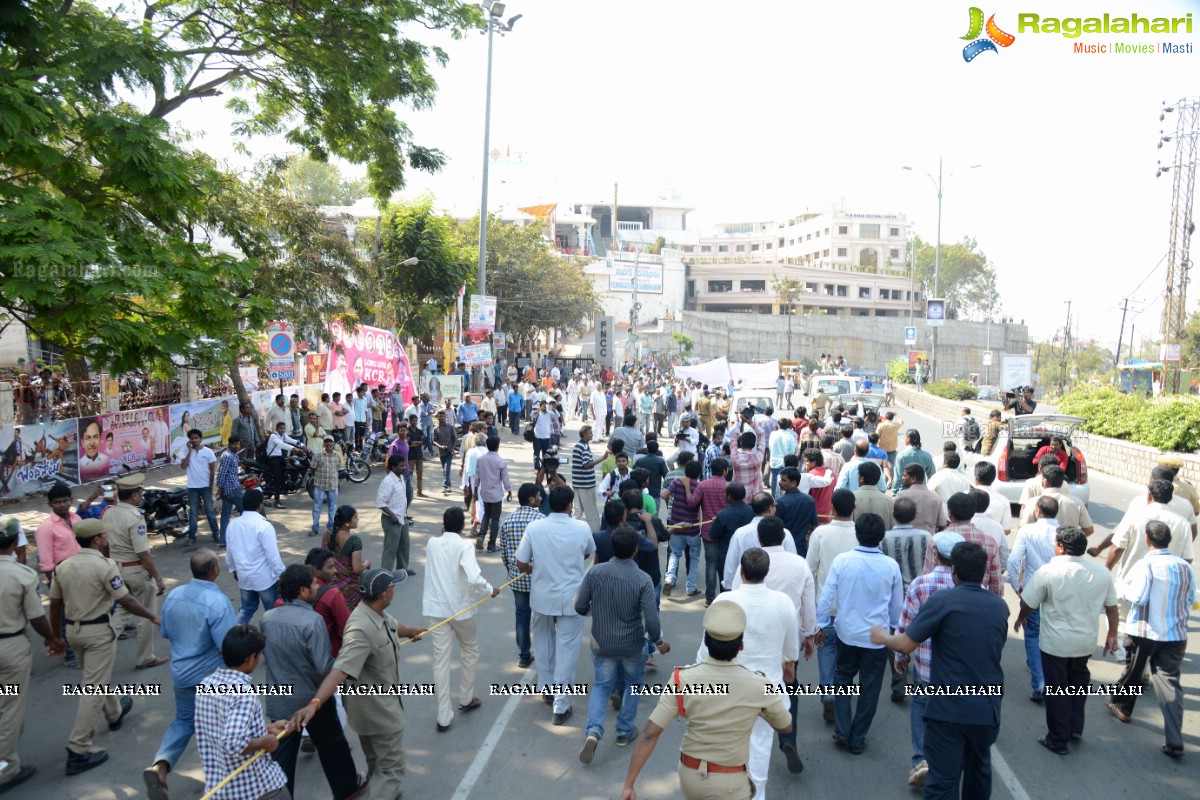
left=722, top=493, right=797, bottom=590
left=180, top=428, right=219, bottom=546
left=927, top=452, right=971, bottom=504
left=973, top=462, right=1014, bottom=533
left=225, top=489, right=285, bottom=624
left=590, top=385, right=607, bottom=438
left=423, top=507, right=497, bottom=732
left=515, top=485, right=596, bottom=724
left=264, top=422, right=303, bottom=509
left=731, top=517, right=816, bottom=773
left=377, top=455, right=412, bottom=575
left=1007, top=495, right=1061, bottom=701
left=705, top=548, right=799, bottom=794
left=264, top=394, right=290, bottom=438
left=806, top=488, right=861, bottom=721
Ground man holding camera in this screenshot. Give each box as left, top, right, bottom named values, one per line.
left=1004, top=386, right=1038, bottom=416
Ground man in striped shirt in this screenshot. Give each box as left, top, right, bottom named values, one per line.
left=684, top=458, right=731, bottom=606
left=1108, top=520, right=1195, bottom=756
left=214, top=436, right=244, bottom=547
left=880, top=496, right=931, bottom=702
left=575, top=526, right=667, bottom=763
left=894, top=531, right=962, bottom=788
left=571, top=426, right=605, bottom=531
left=498, top=484, right=544, bottom=669
left=663, top=461, right=702, bottom=596
left=1006, top=496, right=1061, bottom=702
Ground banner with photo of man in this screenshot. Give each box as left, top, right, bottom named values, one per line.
left=324, top=320, right=416, bottom=410
left=78, top=407, right=170, bottom=483
left=422, top=374, right=462, bottom=407
left=0, top=419, right=80, bottom=498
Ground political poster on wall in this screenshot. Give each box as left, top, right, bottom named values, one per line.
left=169, top=399, right=231, bottom=464
left=0, top=419, right=80, bottom=498
left=422, top=375, right=462, bottom=407
left=305, top=353, right=329, bottom=386
left=78, top=407, right=170, bottom=483
left=324, top=321, right=416, bottom=410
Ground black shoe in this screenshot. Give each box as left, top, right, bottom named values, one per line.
left=300, top=737, right=316, bottom=753
left=0, top=765, right=36, bottom=794
left=405, top=569, right=417, bottom=576
left=1031, top=689, right=1045, bottom=704
left=615, top=727, right=639, bottom=747
left=518, top=657, right=534, bottom=669
left=822, top=701, right=834, bottom=724
left=108, top=696, right=133, bottom=730
left=273, top=501, right=283, bottom=508
left=553, top=707, right=573, bottom=726
left=66, top=749, right=109, bottom=776
left=891, top=686, right=905, bottom=703
left=781, top=743, right=804, bottom=773
left=1037, top=737, right=1068, bottom=756
left=543, top=694, right=554, bottom=706
left=486, top=546, right=499, bottom=552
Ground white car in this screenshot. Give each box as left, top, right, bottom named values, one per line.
left=728, top=389, right=777, bottom=424
left=808, top=374, right=859, bottom=398
left=978, top=414, right=1090, bottom=511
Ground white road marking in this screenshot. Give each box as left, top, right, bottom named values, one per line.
left=992, top=746, right=1034, bottom=800
left=449, top=670, right=534, bottom=800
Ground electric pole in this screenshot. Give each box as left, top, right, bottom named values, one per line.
left=1058, top=300, right=1072, bottom=394
left=1115, top=297, right=1129, bottom=367
left=1157, top=97, right=1199, bottom=393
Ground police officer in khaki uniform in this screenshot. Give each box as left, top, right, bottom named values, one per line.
left=49, top=518, right=160, bottom=775
left=696, top=392, right=714, bottom=441
left=0, top=519, right=62, bottom=792
left=620, top=602, right=792, bottom=800
left=293, top=568, right=427, bottom=800
left=1158, top=455, right=1200, bottom=516
left=105, top=474, right=168, bottom=669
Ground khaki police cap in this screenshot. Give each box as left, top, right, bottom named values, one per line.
left=703, top=601, right=746, bottom=641
left=1158, top=455, right=1185, bottom=469
left=115, top=474, right=145, bottom=489
left=74, top=519, right=106, bottom=539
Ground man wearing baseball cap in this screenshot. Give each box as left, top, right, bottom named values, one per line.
left=292, top=568, right=427, bottom=800
left=619, top=602, right=792, bottom=800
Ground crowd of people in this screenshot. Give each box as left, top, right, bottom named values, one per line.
left=0, top=355, right=1194, bottom=800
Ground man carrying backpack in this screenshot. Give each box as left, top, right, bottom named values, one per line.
left=960, top=408, right=982, bottom=454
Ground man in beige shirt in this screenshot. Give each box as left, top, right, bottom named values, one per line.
left=1018, top=465, right=1093, bottom=534
left=875, top=411, right=903, bottom=464
left=895, top=464, right=948, bottom=535
left=1014, top=526, right=1118, bottom=755
left=852, top=462, right=894, bottom=530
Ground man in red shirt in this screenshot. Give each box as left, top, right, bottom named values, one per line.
left=1032, top=437, right=1069, bottom=472
left=303, top=548, right=351, bottom=657
left=34, top=482, right=82, bottom=667
left=684, top=457, right=731, bottom=606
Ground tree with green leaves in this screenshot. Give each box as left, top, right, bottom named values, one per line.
left=771, top=274, right=807, bottom=360
left=911, top=235, right=999, bottom=321
left=368, top=196, right=473, bottom=338
left=670, top=332, right=694, bottom=356
left=452, top=216, right=600, bottom=351
left=0, top=0, right=478, bottom=388
left=284, top=156, right=367, bottom=207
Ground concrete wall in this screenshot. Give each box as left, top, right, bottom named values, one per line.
left=642, top=311, right=1029, bottom=382
left=894, top=385, right=1200, bottom=485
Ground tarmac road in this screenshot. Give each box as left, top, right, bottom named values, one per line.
left=3, top=397, right=1196, bottom=800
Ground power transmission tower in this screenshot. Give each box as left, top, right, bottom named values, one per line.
left=1157, top=97, right=1199, bottom=393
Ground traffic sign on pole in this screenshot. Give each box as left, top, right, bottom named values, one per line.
left=904, top=326, right=917, bottom=345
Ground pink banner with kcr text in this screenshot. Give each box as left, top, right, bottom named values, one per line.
left=324, top=321, right=417, bottom=406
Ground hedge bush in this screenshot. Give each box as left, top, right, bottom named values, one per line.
left=1056, top=386, right=1200, bottom=452
left=926, top=380, right=978, bottom=401
left=887, top=359, right=913, bottom=384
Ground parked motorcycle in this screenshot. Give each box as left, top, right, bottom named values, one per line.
left=141, top=487, right=190, bottom=544
left=361, top=430, right=397, bottom=464
left=242, top=447, right=370, bottom=500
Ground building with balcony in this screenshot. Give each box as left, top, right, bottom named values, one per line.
left=687, top=262, right=919, bottom=317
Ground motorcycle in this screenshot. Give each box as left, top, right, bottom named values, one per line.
left=141, top=487, right=190, bottom=544
left=361, top=430, right=397, bottom=464
left=242, top=446, right=370, bottom=500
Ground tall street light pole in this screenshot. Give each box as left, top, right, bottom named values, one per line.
left=903, top=158, right=979, bottom=380
left=475, top=1, right=520, bottom=387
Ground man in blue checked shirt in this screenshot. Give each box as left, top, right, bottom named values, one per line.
left=214, top=436, right=245, bottom=547
left=194, top=625, right=293, bottom=800
left=499, top=484, right=544, bottom=669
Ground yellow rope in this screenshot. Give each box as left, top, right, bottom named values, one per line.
left=198, top=575, right=520, bottom=799
left=198, top=728, right=291, bottom=800
left=397, top=574, right=522, bottom=647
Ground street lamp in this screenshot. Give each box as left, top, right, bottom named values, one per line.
left=902, top=158, right=980, bottom=379
left=476, top=1, right=520, bottom=391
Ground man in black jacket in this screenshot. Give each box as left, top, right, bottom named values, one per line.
left=708, top=482, right=754, bottom=598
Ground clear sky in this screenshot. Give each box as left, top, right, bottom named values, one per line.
left=171, top=0, right=1199, bottom=348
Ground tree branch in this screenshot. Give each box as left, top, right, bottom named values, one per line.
left=150, top=67, right=246, bottom=118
